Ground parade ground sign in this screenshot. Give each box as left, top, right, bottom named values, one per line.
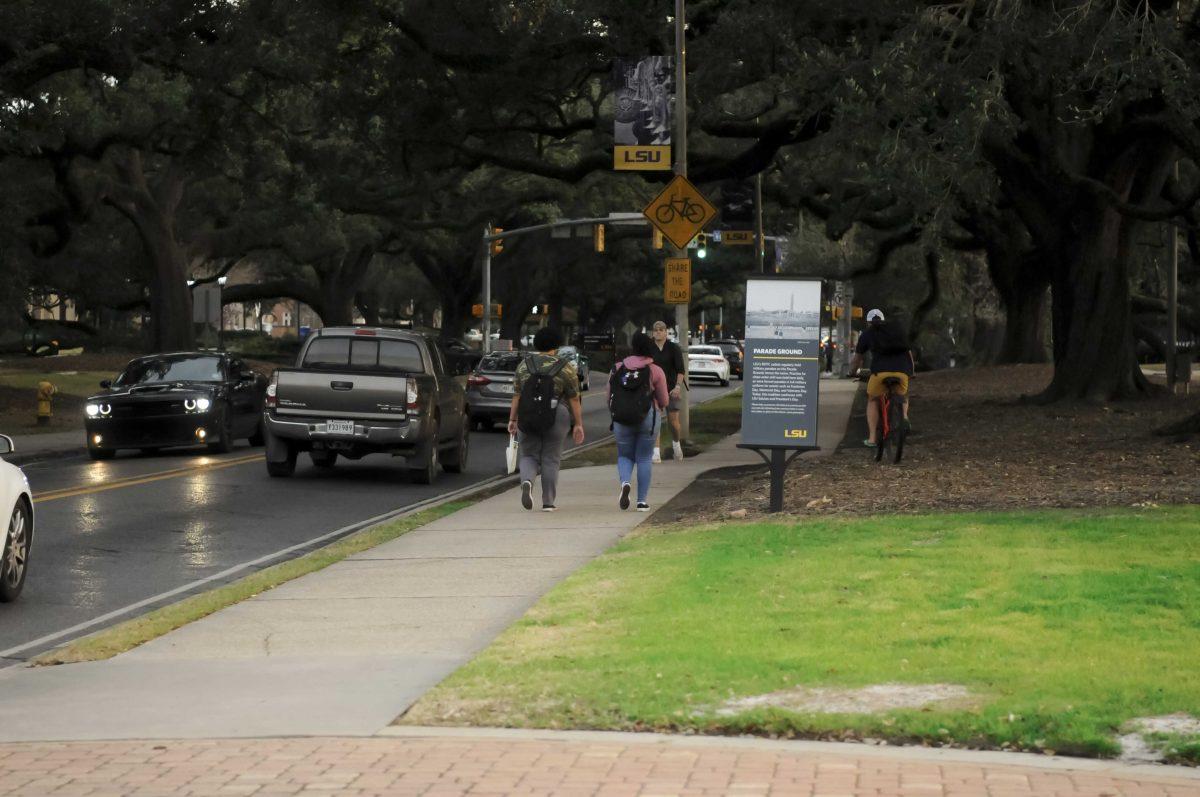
left=741, top=277, right=822, bottom=448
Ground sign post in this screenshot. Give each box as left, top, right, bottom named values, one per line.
left=737, top=277, right=823, bottom=512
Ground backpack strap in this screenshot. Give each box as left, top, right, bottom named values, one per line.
left=546, top=358, right=568, bottom=377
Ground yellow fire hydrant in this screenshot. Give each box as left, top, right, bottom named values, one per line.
left=36, top=380, right=56, bottom=426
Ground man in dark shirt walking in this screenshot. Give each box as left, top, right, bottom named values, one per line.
left=650, top=320, right=686, bottom=461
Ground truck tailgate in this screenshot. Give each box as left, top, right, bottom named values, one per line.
left=274, top=369, right=411, bottom=421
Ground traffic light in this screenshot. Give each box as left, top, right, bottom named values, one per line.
left=594, top=223, right=606, bottom=253
left=491, top=227, right=504, bottom=256
left=696, top=232, right=708, bottom=259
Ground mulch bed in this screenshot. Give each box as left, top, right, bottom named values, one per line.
left=688, top=365, right=1200, bottom=521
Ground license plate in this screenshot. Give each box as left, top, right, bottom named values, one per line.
left=496, top=383, right=514, bottom=394
left=325, top=420, right=355, bottom=435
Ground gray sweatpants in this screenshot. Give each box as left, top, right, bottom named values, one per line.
left=518, top=403, right=571, bottom=506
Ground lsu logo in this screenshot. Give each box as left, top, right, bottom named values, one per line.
left=614, top=145, right=671, bottom=171
left=784, top=429, right=808, bottom=439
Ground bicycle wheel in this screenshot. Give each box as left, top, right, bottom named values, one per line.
left=890, top=395, right=906, bottom=464
left=683, top=202, right=706, bottom=223
left=874, top=396, right=887, bottom=463
left=655, top=204, right=676, bottom=224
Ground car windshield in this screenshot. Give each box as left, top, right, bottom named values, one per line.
left=116, top=355, right=224, bottom=386
left=479, top=353, right=522, bottom=372
left=714, top=343, right=739, bottom=354
left=689, top=347, right=722, bottom=356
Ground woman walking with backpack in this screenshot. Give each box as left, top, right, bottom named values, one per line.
left=608, top=332, right=670, bottom=512
left=508, top=327, right=585, bottom=511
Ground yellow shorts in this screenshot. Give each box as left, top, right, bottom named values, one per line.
left=867, top=372, right=910, bottom=398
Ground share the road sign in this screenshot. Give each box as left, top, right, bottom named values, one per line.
left=643, top=175, right=718, bottom=250
left=664, top=257, right=691, bottom=304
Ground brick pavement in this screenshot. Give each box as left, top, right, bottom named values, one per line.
left=0, top=736, right=1197, bottom=797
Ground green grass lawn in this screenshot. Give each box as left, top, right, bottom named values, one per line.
left=401, top=506, right=1200, bottom=761
left=566, top=390, right=742, bottom=468
left=0, top=369, right=114, bottom=396
left=0, top=370, right=114, bottom=434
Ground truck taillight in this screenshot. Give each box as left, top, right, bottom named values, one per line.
left=406, top=377, right=419, bottom=411
left=265, top=374, right=278, bottom=408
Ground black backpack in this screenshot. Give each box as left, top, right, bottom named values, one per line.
left=609, top=363, right=654, bottom=426
left=517, top=356, right=567, bottom=435
left=870, top=321, right=909, bottom=356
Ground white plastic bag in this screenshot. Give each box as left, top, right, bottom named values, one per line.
left=505, top=433, right=519, bottom=475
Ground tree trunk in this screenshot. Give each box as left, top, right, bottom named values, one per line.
left=104, top=151, right=194, bottom=351
left=312, top=247, right=374, bottom=327
left=1040, top=192, right=1150, bottom=401
left=144, top=226, right=194, bottom=351
left=998, top=275, right=1049, bottom=364
left=439, top=296, right=472, bottom=343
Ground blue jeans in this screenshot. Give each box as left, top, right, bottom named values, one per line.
left=614, top=409, right=657, bottom=503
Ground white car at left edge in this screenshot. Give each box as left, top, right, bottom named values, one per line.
left=0, top=434, right=33, bottom=602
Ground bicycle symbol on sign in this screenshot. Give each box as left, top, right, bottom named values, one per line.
left=654, top=192, right=708, bottom=225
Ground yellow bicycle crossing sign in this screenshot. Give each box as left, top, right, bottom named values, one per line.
left=643, top=174, right=718, bottom=250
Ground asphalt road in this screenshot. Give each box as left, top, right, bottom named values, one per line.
left=0, top=382, right=736, bottom=663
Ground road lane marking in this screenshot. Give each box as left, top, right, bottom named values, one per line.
left=33, top=453, right=264, bottom=504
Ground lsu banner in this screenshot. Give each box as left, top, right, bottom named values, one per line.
left=612, top=57, right=673, bottom=171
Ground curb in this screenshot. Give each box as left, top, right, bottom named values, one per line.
left=8, top=446, right=84, bottom=467
left=380, top=726, right=1200, bottom=783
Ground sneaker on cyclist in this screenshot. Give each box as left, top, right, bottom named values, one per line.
left=863, top=438, right=877, bottom=448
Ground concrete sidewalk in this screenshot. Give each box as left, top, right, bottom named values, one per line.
left=0, top=381, right=856, bottom=742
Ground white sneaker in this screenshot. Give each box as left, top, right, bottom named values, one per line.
left=636, top=502, right=650, bottom=512
left=672, top=441, right=684, bottom=461
left=651, top=447, right=661, bottom=464
left=619, top=483, right=631, bottom=511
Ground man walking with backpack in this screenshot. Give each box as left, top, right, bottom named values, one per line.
left=848, top=309, right=914, bottom=447
left=609, top=332, right=670, bottom=511
left=508, top=327, right=585, bottom=511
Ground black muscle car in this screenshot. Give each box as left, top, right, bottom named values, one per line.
left=84, top=352, right=268, bottom=460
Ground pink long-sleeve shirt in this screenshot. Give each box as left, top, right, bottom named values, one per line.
left=606, top=355, right=670, bottom=411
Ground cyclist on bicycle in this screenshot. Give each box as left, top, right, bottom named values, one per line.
left=848, top=309, right=913, bottom=448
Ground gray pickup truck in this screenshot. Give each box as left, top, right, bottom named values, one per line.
left=262, top=327, right=470, bottom=483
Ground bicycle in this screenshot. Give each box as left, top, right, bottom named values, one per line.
left=874, top=377, right=907, bottom=464
left=654, top=193, right=707, bottom=225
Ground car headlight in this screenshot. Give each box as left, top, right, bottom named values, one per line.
left=90, top=403, right=112, bottom=417
left=196, top=397, right=211, bottom=411
left=86, top=403, right=99, bottom=417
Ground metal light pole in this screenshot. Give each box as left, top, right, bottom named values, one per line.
left=674, top=0, right=691, bottom=441
left=756, top=171, right=766, bottom=273
left=482, top=222, right=493, bottom=354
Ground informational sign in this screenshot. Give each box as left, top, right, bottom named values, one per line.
left=612, top=57, right=673, bottom=171
left=643, top=175, right=718, bottom=250
left=664, top=257, right=691, bottom=304
left=741, top=278, right=822, bottom=448
left=581, top=331, right=615, bottom=351
left=723, top=230, right=755, bottom=245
